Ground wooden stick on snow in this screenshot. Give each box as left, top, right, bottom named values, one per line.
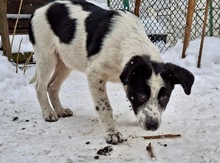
left=143, top=134, right=181, bottom=139
left=146, top=142, right=156, bottom=161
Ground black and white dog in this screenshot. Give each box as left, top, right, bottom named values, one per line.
left=29, top=0, right=194, bottom=144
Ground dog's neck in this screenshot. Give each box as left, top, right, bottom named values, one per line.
left=120, top=31, right=162, bottom=69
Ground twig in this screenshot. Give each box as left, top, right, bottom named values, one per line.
left=146, top=142, right=155, bottom=161
left=23, top=52, right=34, bottom=74
left=16, top=38, right=23, bottom=73
left=143, top=134, right=181, bottom=139
left=11, top=0, right=24, bottom=49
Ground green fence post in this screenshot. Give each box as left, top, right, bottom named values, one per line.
left=107, top=0, right=110, bottom=7
left=123, top=0, right=129, bottom=10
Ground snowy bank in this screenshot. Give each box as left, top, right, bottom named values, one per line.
left=0, top=34, right=220, bottom=162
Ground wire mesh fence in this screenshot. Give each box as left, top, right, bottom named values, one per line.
left=108, top=0, right=220, bottom=52
left=193, top=0, right=220, bottom=38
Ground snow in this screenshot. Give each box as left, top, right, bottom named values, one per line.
left=0, top=35, right=33, bottom=53
left=143, top=17, right=167, bottom=35
left=1, top=6, right=220, bottom=163
left=7, top=14, right=31, bottom=19
left=1, top=35, right=219, bottom=163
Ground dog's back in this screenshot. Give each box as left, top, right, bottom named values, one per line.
left=29, top=0, right=112, bottom=71
left=29, top=0, right=160, bottom=73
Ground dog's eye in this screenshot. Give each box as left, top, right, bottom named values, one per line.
left=159, top=94, right=169, bottom=107
left=158, top=87, right=171, bottom=107
left=137, top=92, right=148, bottom=103
left=160, top=95, right=168, bottom=102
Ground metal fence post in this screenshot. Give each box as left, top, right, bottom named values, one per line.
left=123, top=0, right=129, bottom=10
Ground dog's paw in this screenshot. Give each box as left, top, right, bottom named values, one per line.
left=57, top=108, right=73, bottom=118
left=106, top=132, right=125, bottom=145
left=43, top=109, right=58, bottom=122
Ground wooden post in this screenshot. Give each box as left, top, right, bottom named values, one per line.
left=134, top=0, right=141, bottom=17
left=197, top=0, right=210, bottom=68
left=182, top=0, right=197, bottom=58
left=0, top=0, right=12, bottom=60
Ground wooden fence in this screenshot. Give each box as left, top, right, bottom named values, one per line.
left=0, top=0, right=47, bottom=60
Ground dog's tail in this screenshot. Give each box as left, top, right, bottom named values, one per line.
left=29, top=69, right=37, bottom=84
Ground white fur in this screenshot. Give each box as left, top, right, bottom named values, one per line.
left=136, top=72, right=164, bottom=130
left=30, top=1, right=162, bottom=144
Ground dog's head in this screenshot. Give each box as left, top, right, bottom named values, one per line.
left=120, top=55, right=194, bottom=131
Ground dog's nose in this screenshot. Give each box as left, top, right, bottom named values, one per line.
left=145, top=120, right=159, bottom=131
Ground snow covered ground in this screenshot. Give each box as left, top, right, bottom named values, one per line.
left=1, top=34, right=220, bottom=162
left=0, top=2, right=219, bottom=162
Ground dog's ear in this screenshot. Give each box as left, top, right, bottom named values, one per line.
left=161, top=63, right=194, bottom=95
left=120, top=55, right=152, bottom=85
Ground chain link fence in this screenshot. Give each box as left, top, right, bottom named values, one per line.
left=108, top=0, right=220, bottom=52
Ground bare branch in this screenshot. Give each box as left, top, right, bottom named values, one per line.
left=143, top=134, right=181, bottom=139
left=16, top=38, right=23, bottom=73
left=23, top=52, right=33, bottom=74
left=146, top=142, right=155, bottom=161
left=11, top=0, right=24, bottom=49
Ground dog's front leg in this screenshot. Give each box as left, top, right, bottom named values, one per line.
left=87, top=72, right=124, bottom=144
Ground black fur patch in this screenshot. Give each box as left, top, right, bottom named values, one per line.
left=120, top=55, right=152, bottom=86
left=86, top=10, right=118, bottom=57
left=120, top=56, right=153, bottom=114
left=70, top=0, right=119, bottom=57
left=46, top=3, right=76, bottom=44
left=157, top=83, right=173, bottom=108
left=160, top=63, right=194, bottom=95
left=28, top=14, right=35, bottom=44
left=96, top=106, right=99, bottom=111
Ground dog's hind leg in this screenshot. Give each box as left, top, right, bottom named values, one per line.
left=48, top=55, right=73, bottom=118
left=86, top=67, right=124, bottom=144
left=34, top=51, right=58, bottom=122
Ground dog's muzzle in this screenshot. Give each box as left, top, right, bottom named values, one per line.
left=136, top=106, right=161, bottom=131
left=145, top=118, right=160, bottom=131
left=137, top=117, right=160, bottom=131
